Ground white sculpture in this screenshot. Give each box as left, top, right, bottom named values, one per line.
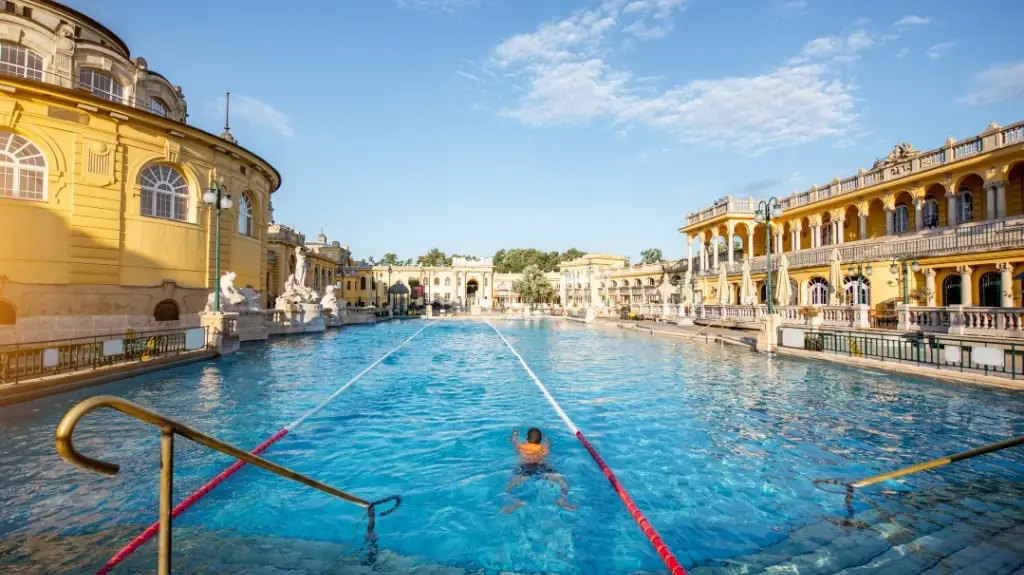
left=321, top=285, right=339, bottom=315
left=278, top=273, right=319, bottom=306
left=238, top=286, right=262, bottom=312
left=205, top=271, right=247, bottom=312
left=294, top=247, right=308, bottom=288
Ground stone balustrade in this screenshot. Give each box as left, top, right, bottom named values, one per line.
left=691, top=304, right=870, bottom=329
left=685, top=121, right=1024, bottom=227
left=901, top=305, right=1024, bottom=338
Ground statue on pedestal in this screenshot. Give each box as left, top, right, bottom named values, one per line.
left=205, top=271, right=247, bottom=312
left=321, top=285, right=339, bottom=315
left=277, top=247, right=319, bottom=307
left=238, top=286, right=262, bottom=312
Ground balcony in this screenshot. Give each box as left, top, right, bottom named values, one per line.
left=684, top=121, right=1024, bottom=228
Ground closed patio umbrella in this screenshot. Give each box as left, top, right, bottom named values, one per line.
left=739, top=258, right=756, bottom=305
left=775, top=253, right=792, bottom=307
left=717, top=264, right=731, bottom=304
left=681, top=268, right=693, bottom=306
left=828, top=248, right=842, bottom=305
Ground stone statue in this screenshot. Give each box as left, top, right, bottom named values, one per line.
left=321, top=285, right=339, bottom=315
left=872, top=141, right=919, bottom=169
left=294, top=247, right=308, bottom=288
left=278, top=273, right=319, bottom=306
left=238, top=286, right=262, bottom=312
left=205, top=271, right=247, bottom=312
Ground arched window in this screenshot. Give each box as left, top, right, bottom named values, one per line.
left=611, top=280, right=617, bottom=287
left=957, top=189, right=973, bottom=223
left=671, top=275, right=681, bottom=285
left=979, top=271, right=1001, bottom=307
left=821, top=222, right=832, bottom=246
left=843, top=276, right=871, bottom=305
left=648, top=278, right=655, bottom=286
left=894, top=204, right=909, bottom=234
left=433, top=277, right=439, bottom=285
left=445, top=277, right=451, bottom=286
left=0, top=299, right=15, bottom=325
left=149, top=97, right=169, bottom=117
left=153, top=300, right=180, bottom=321
left=760, top=280, right=797, bottom=305
left=78, top=68, right=124, bottom=103
left=943, top=275, right=961, bottom=306
left=808, top=277, right=829, bottom=305
left=0, top=42, right=44, bottom=81
left=634, top=279, right=642, bottom=287
left=923, top=198, right=939, bottom=229
left=139, top=164, right=189, bottom=221
left=238, top=194, right=253, bottom=236
left=360, top=276, right=367, bottom=290
left=0, top=131, right=47, bottom=200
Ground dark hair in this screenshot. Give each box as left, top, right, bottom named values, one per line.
left=526, top=427, right=542, bottom=444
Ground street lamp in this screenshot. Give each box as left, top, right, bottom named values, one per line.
left=754, top=197, right=784, bottom=313
left=387, top=265, right=393, bottom=312
left=846, top=262, right=873, bottom=305
left=890, top=256, right=920, bottom=305
left=202, top=182, right=233, bottom=312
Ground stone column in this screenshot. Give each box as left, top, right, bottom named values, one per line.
left=686, top=235, right=694, bottom=271
left=790, top=228, right=799, bottom=251
left=958, top=266, right=973, bottom=306
left=995, top=181, right=1007, bottom=218
left=809, top=225, right=817, bottom=249
left=914, top=200, right=924, bottom=231
left=727, top=227, right=735, bottom=267
left=946, top=189, right=957, bottom=227
left=859, top=212, right=868, bottom=240
left=747, top=229, right=755, bottom=260
left=924, top=268, right=937, bottom=306
left=700, top=245, right=707, bottom=272
left=835, top=220, right=844, bottom=244
left=885, top=208, right=894, bottom=235
left=986, top=186, right=997, bottom=220
left=711, top=232, right=720, bottom=270
left=999, top=262, right=1014, bottom=307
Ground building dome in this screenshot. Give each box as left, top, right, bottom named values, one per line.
left=388, top=282, right=409, bottom=295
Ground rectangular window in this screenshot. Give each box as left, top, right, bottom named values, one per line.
left=346, top=281, right=352, bottom=290
left=21, top=6, right=30, bottom=17
left=4, top=2, right=14, bottom=13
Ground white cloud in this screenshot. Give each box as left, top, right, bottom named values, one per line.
left=456, top=70, right=484, bottom=82
left=925, top=42, right=953, bottom=60
left=397, top=0, right=479, bottom=13
left=896, top=48, right=909, bottom=59
left=958, top=60, right=1024, bottom=105
left=218, top=95, right=294, bottom=138
left=893, top=15, right=930, bottom=29
left=492, top=7, right=865, bottom=155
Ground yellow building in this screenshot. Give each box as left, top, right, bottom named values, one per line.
left=0, top=0, right=280, bottom=343
left=680, top=120, right=1024, bottom=317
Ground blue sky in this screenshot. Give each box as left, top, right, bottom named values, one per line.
left=68, top=0, right=1024, bottom=262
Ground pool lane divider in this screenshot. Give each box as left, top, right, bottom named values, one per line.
left=486, top=322, right=688, bottom=575
left=97, top=324, right=430, bottom=575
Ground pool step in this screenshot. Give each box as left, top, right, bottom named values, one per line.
left=689, top=481, right=1024, bottom=575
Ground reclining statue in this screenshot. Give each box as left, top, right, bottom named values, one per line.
left=205, top=271, right=248, bottom=312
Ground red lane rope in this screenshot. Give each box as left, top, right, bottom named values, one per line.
left=487, top=322, right=688, bottom=575
left=97, top=325, right=429, bottom=574
left=576, top=431, right=687, bottom=575
left=96, top=429, right=289, bottom=574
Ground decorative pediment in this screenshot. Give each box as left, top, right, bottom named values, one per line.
left=872, top=142, right=920, bottom=170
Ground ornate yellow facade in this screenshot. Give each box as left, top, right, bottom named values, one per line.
left=680, top=120, right=1024, bottom=312
left=0, top=0, right=280, bottom=343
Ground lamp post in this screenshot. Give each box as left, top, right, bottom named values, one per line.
left=368, top=257, right=376, bottom=308
left=846, top=261, right=873, bottom=305
left=754, top=197, right=784, bottom=314
left=890, top=256, right=920, bottom=305
left=202, top=182, right=233, bottom=312
left=387, top=265, right=393, bottom=313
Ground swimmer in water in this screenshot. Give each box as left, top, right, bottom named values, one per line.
left=503, top=427, right=576, bottom=513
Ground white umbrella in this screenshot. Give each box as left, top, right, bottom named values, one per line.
left=739, top=258, right=756, bottom=305
left=828, top=248, right=842, bottom=305
left=775, top=253, right=792, bottom=307
left=717, top=264, right=731, bottom=304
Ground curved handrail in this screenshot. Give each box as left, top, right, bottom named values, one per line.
left=55, top=395, right=370, bottom=508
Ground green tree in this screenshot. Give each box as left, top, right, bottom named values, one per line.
left=640, top=248, right=663, bottom=264
left=512, top=265, right=555, bottom=307
left=417, top=248, right=450, bottom=267
left=561, top=248, right=585, bottom=261
left=380, top=253, right=400, bottom=266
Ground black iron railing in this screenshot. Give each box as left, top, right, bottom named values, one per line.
left=0, top=327, right=209, bottom=386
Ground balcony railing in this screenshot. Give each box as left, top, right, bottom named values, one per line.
left=692, top=215, right=1024, bottom=278
left=685, top=120, right=1024, bottom=227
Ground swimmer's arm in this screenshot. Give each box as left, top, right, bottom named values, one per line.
left=510, top=429, right=519, bottom=446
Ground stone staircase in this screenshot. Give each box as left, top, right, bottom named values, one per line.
left=689, top=480, right=1024, bottom=575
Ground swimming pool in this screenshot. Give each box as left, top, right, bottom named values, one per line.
left=1, top=319, right=1023, bottom=574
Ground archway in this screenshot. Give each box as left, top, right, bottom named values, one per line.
left=979, top=271, right=1001, bottom=307
left=894, top=190, right=915, bottom=233
left=1009, top=162, right=1024, bottom=217
left=924, top=183, right=947, bottom=227
left=867, top=198, right=886, bottom=238
left=843, top=205, right=860, bottom=242
left=467, top=278, right=480, bottom=305
left=956, top=173, right=985, bottom=223
left=0, top=299, right=15, bottom=325
left=153, top=299, right=180, bottom=322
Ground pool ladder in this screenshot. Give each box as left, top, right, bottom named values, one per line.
left=55, top=395, right=380, bottom=575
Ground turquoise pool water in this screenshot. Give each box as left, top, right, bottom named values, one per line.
left=1, top=319, right=1023, bottom=574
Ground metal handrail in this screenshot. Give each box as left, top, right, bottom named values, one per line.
left=815, top=433, right=1024, bottom=515
left=55, top=395, right=391, bottom=575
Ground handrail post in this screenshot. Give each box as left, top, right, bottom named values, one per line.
left=158, top=427, right=174, bottom=575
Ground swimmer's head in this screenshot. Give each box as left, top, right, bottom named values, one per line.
left=526, top=427, right=542, bottom=444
